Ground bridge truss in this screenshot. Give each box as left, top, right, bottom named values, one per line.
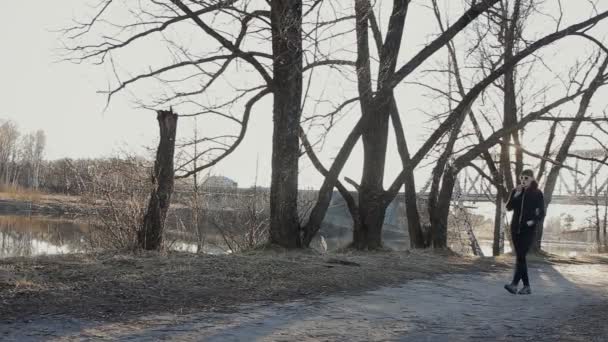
left=419, top=149, right=608, bottom=205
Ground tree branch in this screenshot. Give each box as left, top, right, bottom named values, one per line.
left=175, top=87, right=271, bottom=178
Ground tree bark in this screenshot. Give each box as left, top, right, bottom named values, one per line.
left=427, top=103, right=466, bottom=249
left=357, top=94, right=392, bottom=249
left=596, top=196, right=602, bottom=252
left=139, top=110, right=178, bottom=250
left=389, top=98, right=425, bottom=248
left=492, top=191, right=504, bottom=256
left=269, top=0, right=303, bottom=249
left=503, top=0, right=523, bottom=186
left=350, top=0, right=387, bottom=250
left=432, top=169, right=457, bottom=249
left=603, top=190, right=608, bottom=251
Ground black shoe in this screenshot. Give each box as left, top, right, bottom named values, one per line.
left=518, top=286, right=531, bottom=295
left=504, top=284, right=518, bottom=294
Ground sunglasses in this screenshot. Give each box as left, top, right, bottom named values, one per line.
left=520, top=176, right=531, bottom=180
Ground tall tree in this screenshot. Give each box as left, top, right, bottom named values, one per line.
left=269, top=0, right=303, bottom=248
left=64, top=0, right=312, bottom=249
left=302, top=0, right=503, bottom=249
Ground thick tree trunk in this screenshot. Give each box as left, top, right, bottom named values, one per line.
left=354, top=191, right=388, bottom=250
left=356, top=98, right=390, bottom=250
left=139, top=110, right=178, bottom=250
left=269, top=0, right=303, bottom=249
left=432, top=170, right=456, bottom=249
left=351, top=1, right=391, bottom=250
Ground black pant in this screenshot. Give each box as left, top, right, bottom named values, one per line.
left=511, top=227, right=536, bottom=287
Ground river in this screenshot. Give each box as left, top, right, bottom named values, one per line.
left=0, top=214, right=227, bottom=258
left=467, top=201, right=599, bottom=257
left=0, top=200, right=600, bottom=258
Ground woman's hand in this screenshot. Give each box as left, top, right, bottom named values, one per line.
left=526, top=220, right=535, bottom=227
left=514, top=185, right=523, bottom=197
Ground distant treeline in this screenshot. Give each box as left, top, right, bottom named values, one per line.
left=0, top=120, right=46, bottom=191
left=0, top=119, right=153, bottom=195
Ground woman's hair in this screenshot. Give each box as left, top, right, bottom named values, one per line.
left=521, top=169, right=534, bottom=178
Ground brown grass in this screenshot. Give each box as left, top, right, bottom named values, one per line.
left=0, top=184, right=45, bottom=201
left=2, top=248, right=601, bottom=322
left=0, top=186, right=80, bottom=205
left=0, top=250, right=512, bottom=321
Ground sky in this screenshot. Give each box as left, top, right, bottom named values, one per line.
left=1, top=0, right=607, bottom=189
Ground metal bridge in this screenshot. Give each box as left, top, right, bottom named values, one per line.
left=417, top=149, right=608, bottom=205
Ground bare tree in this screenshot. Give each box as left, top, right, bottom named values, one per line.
left=406, top=3, right=608, bottom=250
left=300, top=0, right=608, bottom=251
left=268, top=0, right=303, bottom=248
left=62, top=0, right=348, bottom=249
left=0, top=120, right=20, bottom=186
left=423, top=0, right=608, bottom=255
left=0, top=122, right=46, bottom=192
left=534, top=53, right=608, bottom=251
left=139, top=110, right=178, bottom=250
left=301, top=0, right=503, bottom=250
left=32, top=130, right=46, bottom=190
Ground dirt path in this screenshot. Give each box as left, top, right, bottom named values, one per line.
left=2, top=262, right=607, bottom=341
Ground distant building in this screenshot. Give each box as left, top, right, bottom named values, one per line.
left=202, top=175, right=238, bottom=191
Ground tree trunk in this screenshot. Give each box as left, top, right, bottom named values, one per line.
left=492, top=195, right=504, bottom=256
left=139, top=110, right=178, bottom=250
left=354, top=191, right=388, bottom=250
left=388, top=97, right=425, bottom=248
left=268, top=0, right=303, bottom=249
left=602, top=190, right=608, bottom=252
left=299, top=128, right=361, bottom=247
left=403, top=168, right=425, bottom=248
left=503, top=0, right=522, bottom=187
left=432, top=170, right=456, bottom=249
left=356, top=92, right=391, bottom=250
left=596, top=198, right=602, bottom=252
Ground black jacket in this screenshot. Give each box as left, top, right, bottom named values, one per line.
left=506, top=183, right=545, bottom=233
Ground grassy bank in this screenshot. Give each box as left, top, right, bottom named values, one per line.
left=0, top=250, right=514, bottom=321
left=0, top=190, right=85, bottom=217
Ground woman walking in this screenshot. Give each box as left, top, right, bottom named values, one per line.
left=504, top=169, right=545, bottom=295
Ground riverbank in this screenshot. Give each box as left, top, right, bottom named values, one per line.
left=0, top=192, right=86, bottom=217
left=2, top=249, right=605, bottom=323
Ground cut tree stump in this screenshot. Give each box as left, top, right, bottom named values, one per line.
left=139, top=109, right=178, bottom=250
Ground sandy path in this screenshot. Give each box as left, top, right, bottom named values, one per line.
left=2, top=262, right=607, bottom=341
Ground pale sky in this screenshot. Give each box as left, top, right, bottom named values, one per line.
left=1, top=1, right=607, bottom=189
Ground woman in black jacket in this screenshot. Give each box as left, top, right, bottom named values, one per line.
left=504, top=169, right=545, bottom=295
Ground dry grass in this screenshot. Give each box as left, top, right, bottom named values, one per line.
left=0, top=188, right=81, bottom=205
left=0, top=249, right=512, bottom=321
left=0, top=184, right=45, bottom=202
